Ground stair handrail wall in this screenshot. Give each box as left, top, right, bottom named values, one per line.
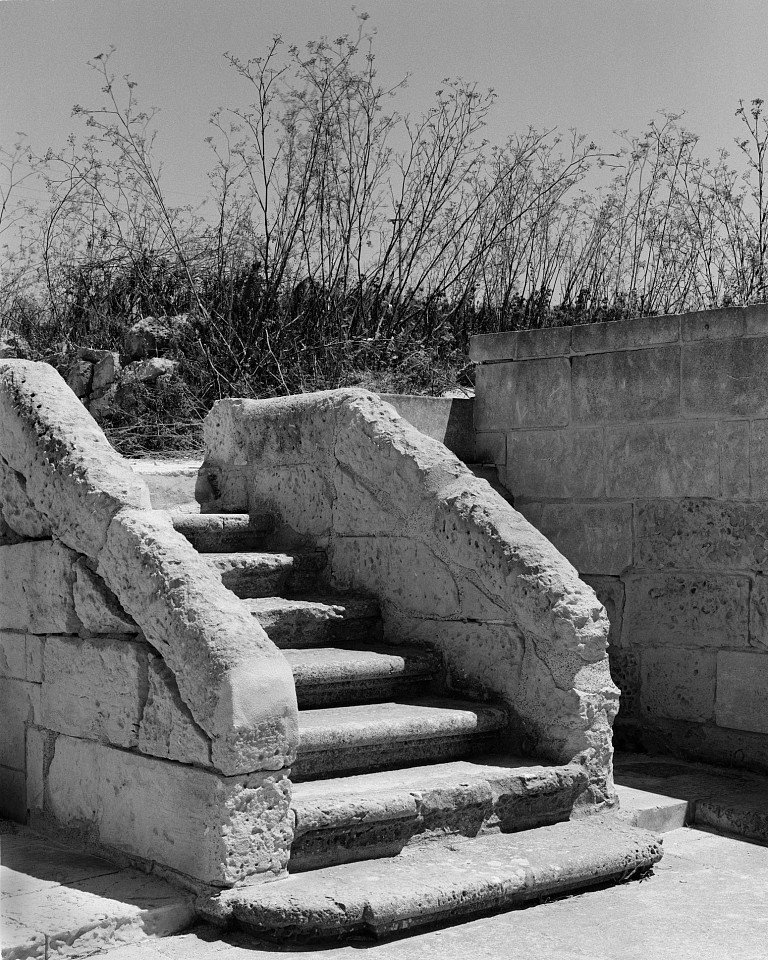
left=199, top=389, right=619, bottom=808
left=0, top=360, right=299, bottom=886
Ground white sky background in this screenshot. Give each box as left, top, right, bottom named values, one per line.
left=2, top=0, right=768, bottom=210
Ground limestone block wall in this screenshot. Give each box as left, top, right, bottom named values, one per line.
left=0, top=361, right=298, bottom=889
left=470, top=305, right=768, bottom=773
left=199, top=389, right=619, bottom=810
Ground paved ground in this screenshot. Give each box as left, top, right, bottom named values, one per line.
left=3, top=753, right=768, bottom=959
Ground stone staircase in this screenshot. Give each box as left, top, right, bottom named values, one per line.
left=166, top=506, right=663, bottom=941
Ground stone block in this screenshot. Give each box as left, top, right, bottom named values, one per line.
left=331, top=536, right=460, bottom=619
left=582, top=576, right=624, bottom=649
left=41, top=635, right=149, bottom=748
left=572, top=346, right=680, bottom=423
left=0, top=677, right=40, bottom=768
left=44, top=735, right=293, bottom=886
left=138, top=655, right=211, bottom=766
left=716, top=651, right=768, bottom=734
left=748, top=420, right=768, bottom=499
left=750, top=576, right=768, bottom=651
left=570, top=315, right=680, bottom=355
left=0, top=630, right=27, bottom=680
left=25, top=634, right=43, bottom=682
left=623, top=574, right=749, bottom=649
left=474, top=431, right=505, bottom=467
left=720, top=421, right=750, bottom=498
left=0, top=540, right=80, bottom=634
left=469, top=331, right=520, bottom=362
left=250, top=463, right=334, bottom=541
left=380, top=395, right=475, bottom=461
left=0, top=453, right=51, bottom=538
left=538, top=503, right=633, bottom=574
left=0, top=765, right=26, bottom=820
left=682, top=337, right=768, bottom=418
left=506, top=428, right=604, bottom=500
left=72, top=558, right=137, bottom=634
left=606, top=422, right=719, bottom=499
left=474, top=358, right=570, bottom=431
left=680, top=303, right=768, bottom=341
left=513, top=326, right=573, bottom=360
left=635, top=499, right=768, bottom=571
left=640, top=648, right=716, bottom=723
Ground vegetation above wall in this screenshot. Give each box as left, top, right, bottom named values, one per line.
left=3, top=16, right=768, bottom=451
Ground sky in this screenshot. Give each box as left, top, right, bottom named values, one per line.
left=3, top=0, right=768, bottom=210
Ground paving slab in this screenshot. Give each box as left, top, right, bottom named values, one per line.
left=0, top=823, right=195, bottom=960
left=614, top=751, right=768, bottom=841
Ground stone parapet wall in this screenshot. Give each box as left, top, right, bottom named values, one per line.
left=470, top=305, right=768, bottom=772
left=0, top=361, right=298, bottom=888
left=199, top=389, right=619, bottom=810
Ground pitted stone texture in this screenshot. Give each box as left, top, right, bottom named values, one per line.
left=138, top=655, right=211, bottom=766
left=41, top=635, right=149, bottom=748
left=0, top=361, right=151, bottom=556
left=97, top=509, right=298, bottom=775
left=0, top=453, right=51, bottom=538
left=640, top=648, right=717, bottom=723
left=73, top=558, right=137, bottom=634
left=582, top=576, right=624, bottom=650
left=43, top=735, right=293, bottom=886
left=635, top=499, right=768, bottom=570
left=623, top=574, right=750, bottom=649
left=0, top=540, right=80, bottom=634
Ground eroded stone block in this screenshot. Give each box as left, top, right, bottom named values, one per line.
left=682, top=337, right=768, bottom=418
left=138, top=655, right=211, bottom=766
left=606, top=422, right=719, bottom=499
left=623, top=574, right=749, bottom=649
left=720, top=420, right=750, bottom=499
left=474, top=358, right=570, bottom=431
left=0, top=677, right=40, bottom=768
left=0, top=630, right=27, bottom=680
left=538, top=503, right=632, bottom=575
left=0, top=540, right=80, bottom=633
left=73, top=558, right=137, bottom=634
left=635, top=500, right=768, bottom=571
left=506, top=428, right=604, bottom=500
left=572, top=346, right=680, bottom=424
left=640, top=648, right=716, bottom=723
left=0, top=454, right=51, bottom=539
left=44, top=736, right=293, bottom=886
left=41, top=635, right=149, bottom=748
left=582, top=576, right=624, bottom=649
left=716, top=651, right=768, bottom=734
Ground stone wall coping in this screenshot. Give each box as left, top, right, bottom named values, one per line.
left=470, top=304, right=768, bottom=362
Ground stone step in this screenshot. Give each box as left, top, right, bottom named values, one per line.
left=243, top=596, right=382, bottom=647
left=204, top=550, right=327, bottom=598
left=201, top=817, right=663, bottom=941
left=293, top=698, right=508, bottom=781
left=171, top=513, right=274, bottom=552
left=283, top=644, right=440, bottom=709
left=289, top=756, right=589, bottom=872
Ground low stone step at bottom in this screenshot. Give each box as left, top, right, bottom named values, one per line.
left=289, top=756, right=588, bottom=871
left=293, top=698, right=508, bottom=781
left=201, top=817, right=662, bottom=941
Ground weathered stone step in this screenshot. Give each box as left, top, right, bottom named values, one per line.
left=283, top=644, right=440, bottom=708
left=171, top=513, right=274, bottom=552
left=243, top=596, right=382, bottom=647
left=293, top=698, right=508, bottom=781
left=201, top=817, right=663, bottom=941
left=289, top=756, right=588, bottom=872
left=205, top=550, right=327, bottom=598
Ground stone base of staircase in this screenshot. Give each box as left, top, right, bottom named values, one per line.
left=199, top=817, right=662, bottom=941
